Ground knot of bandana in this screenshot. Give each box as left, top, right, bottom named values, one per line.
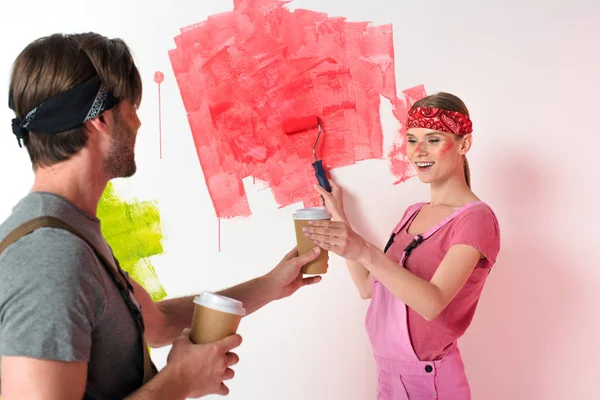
left=11, top=117, right=28, bottom=141
left=8, top=75, right=117, bottom=148
left=406, top=107, right=473, bottom=136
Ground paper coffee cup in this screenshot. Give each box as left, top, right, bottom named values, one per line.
left=293, top=207, right=332, bottom=274
left=190, top=291, right=246, bottom=345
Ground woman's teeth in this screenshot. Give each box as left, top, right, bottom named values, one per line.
left=416, top=162, right=434, bottom=167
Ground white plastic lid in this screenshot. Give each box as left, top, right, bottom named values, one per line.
left=193, top=291, right=246, bottom=316
left=292, top=207, right=332, bottom=220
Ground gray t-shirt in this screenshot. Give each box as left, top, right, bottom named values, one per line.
left=0, top=192, right=146, bottom=399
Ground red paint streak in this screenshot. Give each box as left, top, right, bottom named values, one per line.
left=154, top=71, right=165, bottom=159
left=169, top=0, right=425, bottom=218
left=439, top=140, right=455, bottom=157
left=414, top=142, right=423, bottom=153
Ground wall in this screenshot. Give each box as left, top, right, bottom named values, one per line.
left=0, top=0, right=598, bottom=399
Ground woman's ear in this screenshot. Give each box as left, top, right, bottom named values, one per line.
left=459, top=133, right=473, bottom=155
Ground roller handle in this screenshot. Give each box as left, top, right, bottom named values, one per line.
left=312, top=160, right=331, bottom=192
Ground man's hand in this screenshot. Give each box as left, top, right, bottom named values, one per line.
left=166, top=328, right=242, bottom=398
left=264, top=246, right=322, bottom=300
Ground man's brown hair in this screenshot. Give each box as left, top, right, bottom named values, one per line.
left=9, top=33, right=142, bottom=169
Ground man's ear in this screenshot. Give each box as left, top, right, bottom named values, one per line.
left=84, top=109, right=114, bottom=136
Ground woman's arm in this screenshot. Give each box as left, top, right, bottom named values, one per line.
left=359, top=242, right=480, bottom=320
left=314, top=181, right=372, bottom=299
left=306, top=219, right=482, bottom=320
left=345, top=260, right=372, bottom=299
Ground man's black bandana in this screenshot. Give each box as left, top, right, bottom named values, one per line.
left=9, top=75, right=117, bottom=147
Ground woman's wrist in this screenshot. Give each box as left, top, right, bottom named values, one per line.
left=332, top=212, right=348, bottom=223
left=357, top=240, right=377, bottom=267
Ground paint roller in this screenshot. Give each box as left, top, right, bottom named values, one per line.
left=283, top=116, right=332, bottom=192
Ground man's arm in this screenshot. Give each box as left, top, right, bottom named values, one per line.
left=2, top=329, right=241, bottom=400
left=133, top=247, right=322, bottom=348
left=0, top=356, right=185, bottom=400
left=130, top=276, right=278, bottom=348
left=125, top=329, right=241, bottom=399
left=123, top=364, right=189, bottom=400
left=1, top=357, right=87, bottom=400
left=0, top=232, right=106, bottom=399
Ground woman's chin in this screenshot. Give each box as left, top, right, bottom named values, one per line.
left=414, top=172, right=435, bottom=184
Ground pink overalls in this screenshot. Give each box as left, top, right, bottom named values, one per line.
left=365, top=203, right=481, bottom=400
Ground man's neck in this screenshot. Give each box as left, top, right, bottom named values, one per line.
left=30, top=153, right=108, bottom=217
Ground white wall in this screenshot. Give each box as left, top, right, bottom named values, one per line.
left=1, top=0, right=599, bottom=399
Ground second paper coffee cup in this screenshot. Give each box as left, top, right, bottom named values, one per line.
left=190, top=291, right=246, bottom=345
left=293, top=206, right=332, bottom=274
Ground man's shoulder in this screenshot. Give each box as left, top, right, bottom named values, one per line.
left=0, top=199, right=31, bottom=242
left=0, top=192, right=118, bottom=300
left=0, top=226, right=105, bottom=289
left=0, top=191, right=97, bottom=256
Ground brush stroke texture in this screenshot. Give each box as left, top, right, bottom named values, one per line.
left=169, top=0, right=425, bottom=218
left=98, top=183, right=167, bottom=301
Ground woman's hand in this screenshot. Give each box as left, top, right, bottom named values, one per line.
left=303, top=220, right=370, bottom=262
left=315, top=179, right=347, bottom=222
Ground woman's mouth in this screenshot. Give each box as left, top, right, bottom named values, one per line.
left=415, top=161, right=435, bottom=171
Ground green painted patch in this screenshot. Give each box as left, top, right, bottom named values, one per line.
left=98, top=183, right=167, bottom=301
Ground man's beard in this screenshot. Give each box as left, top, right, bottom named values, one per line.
left=103, top=121, right=136, bottom=179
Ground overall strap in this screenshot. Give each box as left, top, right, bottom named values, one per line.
left=0, top=216, right=157, bottom=388
left=400, top=201, right=485, bottom=259
left=384, top=201, right=484, bottom=257
left=419, top=201, right=484, bottom=241
left=384, top=203, right=426, bottom=253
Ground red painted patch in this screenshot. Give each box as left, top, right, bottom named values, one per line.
left=169, top=0, right=425, bottom=218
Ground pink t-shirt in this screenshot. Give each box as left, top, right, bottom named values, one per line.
left=391, top=201, right=500, bottom=361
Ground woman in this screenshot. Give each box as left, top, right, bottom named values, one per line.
left=304, top=92, right=501, bottom=399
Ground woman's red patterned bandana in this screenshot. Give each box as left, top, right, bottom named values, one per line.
left=406, top=107, right=473, bottom=135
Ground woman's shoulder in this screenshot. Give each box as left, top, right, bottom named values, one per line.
left=453, top=200, right=500, bottom=234
left=459, top=200, right=498, bottom=218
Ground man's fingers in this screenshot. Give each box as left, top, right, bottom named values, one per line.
left=219, top=383, right=230, bottom=396
left=225, top=352, right=240, bottom=367
left=282, top=247, right=299, bottom=261
left=217, top=333, right=243, bottom=352
left=301, top=276, right=322, bottom=286
left=295, top=247, right=321, bottom=266
left=223, top=367, right=235, bottom=381
left=177, top=327, right=192, bottom=341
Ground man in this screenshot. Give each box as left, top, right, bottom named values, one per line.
left=0, top=32, right=322, bottom=399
